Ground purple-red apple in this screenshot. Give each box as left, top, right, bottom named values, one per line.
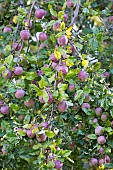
left=0, top=105, right=9, bottom=115
left=57, top=35, right=68, bottom=46
left=2, top=69, right=12, bottom=79
left=57, top=101, right=68, bottom=112
left=82, top=103, right=90, bottom=109
left=66, top=0, right=74, bottom=8
left=57, top=65, right=68, bottom=74
left=15, top=89, right=25, bottom=99
left=53, top=22, right=60, bottom=31
left=101, top=114, right=107, bottom=121
left=36, top=133, right=47, bottom=142
left=97, top=136, right=106, bottom=145
left=103, top=72, right=110, bottom=78
left=27, top=129, right=35, bottom=138
left=35, top=9, right=46, bottom=19
left=50, top=53, right=58, bottom=63
left=3, top=27, right=11, bottom=33
left=24, top=99, right=35, bottom=107
left=99, top=158, right=105, bottom=166
left=95, top=107, right=103, bottom=116
left=78, top=70, right=88, bottom=81
left=95, top=126, right=103, bottom=135
left=68, top=84, right=75, bottom=91
left=54, top=160, right=63, bottom=170
left=89, top=158, right=98, bottom=167
left=13, top=43, right=21, bottom=51
left=39, top=32, right=47, bottom=42
left=20, top=30, right=30, bottom=40
left=14, top=66, right=23, bottom=76
left=99, top=147, right=104, bottom=154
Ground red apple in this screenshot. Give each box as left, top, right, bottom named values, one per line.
left=0, top=105, right=9, bottom=115
left=52, top=62, right=58, bottom=69
left=95, top=107, right=103, bottom=116
left=57, top=65, right=68, bottom=75
left=95, top=126, right=103, bottom=135
left=14, top=66, right=23, bottom=75
left=50, top=53, right=58, bottom=63
left=78, top=70, right=88, bottom=81
left=70, top=45, right=75, bottom=53
left=57, top=35, right=68, bottom=46
left=27, top=129, right=35, bottom=138
left=57, top=101, right=68, bottom=112
left=20, top=30, right=30, bottom=40
left=35, top=9, right=46, bottom=19
left=54, top=160, right=63, bottom=170
left=39, top=32, right=47, bottom=42
left=103, top=72, right=110, bottom=78
left=99, top=147, right=104, bottom=154
left=53, top=22, right=60, bottom=31
left=109, top=16, right=113, bottom=23
left=99, top=158, right=105, bottom=166
left=15, top=89, right=25, bottom=99
left=36, top=133, right=47, bottom=142
left=92, top=118, right=98, bottom=124
left=105, top=155, right=110, bottom=163
left=89, top=158, right=98, bottom=167
left=101, top=114, right=107, bottom=121
left=3, top=27, right=11, bottom=33
left=97, top=136, right=106, bottom=145
left=82, top=103, right=90, bottom=109
left=84, top=94, right=90, bottom=102
left=24, top=99, right=35, bottom=107
left=39, top=96, right=45, bottom=103
left=41, top=122, right=49, bottom=129
left=13, top=43, right=21, bottom=51
left=68, top=84, right=75, bottom=91
left=2, top=69, right=12, bottom=79
left=48, top=93, right=53, bottom=103
left=66, top=0, right=74, bottom=8
left=64, top=14, right=68, bottom=22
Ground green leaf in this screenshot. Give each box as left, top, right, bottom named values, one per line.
left=104, top=163, right=113, bottom=168
left=47, top=161, right=55, bottom=168
left=52, top=90, right=59, bottom=99
left=45, top=130, right=55, bottom=138
left=48, top=4, right=57, bottom=17
left=74, top=90, right=83, bottom=100
left=5, top=55, right=13, bottom=65
left=105, top=127, right=112, bottom=132
left=0, top=65, right=6, bottom=74
left=30, top=84, right=43, bottom=96
left=39, top=77, right=48, bottom=89
left=33, top=143, right=42, bottom=150
left=61, top=150, right=72, bottom=157
left=58, top=83, right=68, bottom=91
left=24, top=115, right=31, bottom=124
left=72, top=0, right=79, bottom=4
left=88, top=134, right=97, bottom=139
left=42, top=90, right=49, bottom=103
left=17, top=130, right=26, bottom=136
left=94, top=62, right=101, bottom=71
left=25, top=72, right=36, bottom=80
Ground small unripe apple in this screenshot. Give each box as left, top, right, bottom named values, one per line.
left=82, top=103, right=90, bottom=109
left=97, top=136, right=106, bottom=145
left=57, top=65, right=68, bottom=74
left=54, top=160, right=63, bottom=170
left=24, top=19, right=32, bottom=28
left=0, top=105, right=9, bottom=115
left=27, top=129, right=35, bottom=138
left=3, top=27, right=12, bottom=33
left=101, top=114, right=107, bottom=121
left=92, top=118, right=98, bottom=124
left=95, top=107, right=103, bottom=116
left=13, top=43, right=21, bottom=51
left=57, top=101, right=68, bottom=112
left=99, top=147, right=104, bottom=154
left=15, top=89, right=25, bottom=99
left=99, top=158, right=105, bottom=166
left=20, top=30, right=30, bottom=40
left=35, top=9, right=46, bottom=19
left=78, top=70, right=88, bottom=81
left=39, top=96, right=45, bottom=103
left=89, top=158, right=98, bottom=167
left=95, top=126, right=103, bottom=135
left=84, top=94, right=90, bottom=102
left=36, top=133, right=47, bottom=142
left=105, top=155, right=110, bottom=163
left=14, top=66, right=23, bottom=75
left=68, top=84, right=75, bottom=91
left=64, top=14, right=68, bottom=22
left=53, top=22, right=60, bottom=31
left=57, top=35, right=68, bottom=46
left=24, top=99, right=35, bottom=107
left=66, top=0, right=74, bottom=8
left=103, top=72, right=110, bottom=78
left=39, top=32, right=47, bottom=42
left=2, top=69, right=12, bottom=79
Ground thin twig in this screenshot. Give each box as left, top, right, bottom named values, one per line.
left=13, top=23, right=19, bottom=43
left=69, top=0, right=81, bottom=26
left=28, top=0, right=37, bottom=26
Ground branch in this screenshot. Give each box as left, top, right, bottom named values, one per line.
left=69, top=0, right=81, bottom=26
left=28, top=0, right=37, bottom=26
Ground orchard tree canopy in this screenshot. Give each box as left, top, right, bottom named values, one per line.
left=0, top=0, right=113, bottom=169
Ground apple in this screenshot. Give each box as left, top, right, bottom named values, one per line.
left=109, top=16, right=113, bottom=22
left=101, top=114, right=107, bottom=121
left=70, top=45, right=75, bottom=54
left=27, top=129, right=35, bottom=138
left=57, top=35, right=68, bottom=46
left=35, top=8, right=46, bottom=19
left=68, top=84, right=75, bottom=91
left=36, top=133, right=47, bottom=142
left=78, top=70, right=88, bottom=81
left=105, top=155, right=110, bottom=163
left=84, top=94, right=90, bottom=102
left=103, top=72, right=110, bottom=78
left=39, top=32, right=47, bottom=42
left=89, top=158, right=98, bottom=167
left=52, top=62, right=58, bottom=69
left=95, top=126, right=103, bottom=135
left=3, top=27, right=11, bottom=33
left=14, top=66, right=23, bottom=75
left=13, top=43, right=21, bottom=51
left=15, top=89, right=25, bottom=99
left=73, top=103, right=79, bottom=110
left=70, top=141, right=75, bottom=148
left=63, top=14, right=68, bottom=22
left=0, top=105, right=9, bottom=115
left=66, top=0, right=74, bottom=8
left=99, top=147, right=104, bottom=154
left=82, top=103, right=90, bottom=109
left=24, top=99, right=35, bottom=107
left=95, top=107, right=103, bottom=116
left=18, top=114, right=25, bottom=121
left=2, top=69, right=12, bottom=79
left=39, top=96, right=45, bottom=103
left=41, top=122, right=49, bottom=128
left=54, top=160, right=63, bottom=170
left=92, top=118, right=98, bottom=124
left=57, top=101, right=68, bottom=112
left=99, top=158, right=105, bottom=166
left=97, top=136, right=106, bottom=144
left=20, top=30, right=30, bottom=40
left=37, top=70, right=44, bottom=76
left=53, top=22, right=60, bottom=31
left=48, top=93, right=53, bottom=104
left=50, top=53, right=58, bottom=62
left=57, top=65, right=68, bottom=75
